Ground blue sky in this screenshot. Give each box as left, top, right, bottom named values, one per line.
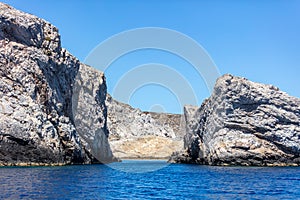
left=3, top=0, right=300, bottom=114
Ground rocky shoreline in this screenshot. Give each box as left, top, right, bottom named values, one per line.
left=169, top=75, right=300, bottom=166
left=0, top=3, right=116, bottom=166
left=1, top=3, right=300, bottom=167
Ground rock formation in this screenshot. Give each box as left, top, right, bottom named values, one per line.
left=0, top=3, right=115, bottom=166
left=106, top=95, right=185, bottom=159
left=72, top=64, right=114, bottom=163
left=170, top=74, right=300, bottom=166
left=3, top=3, right=299, bottom=167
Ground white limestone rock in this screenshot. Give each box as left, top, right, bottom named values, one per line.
left=170, top=74, right=300, bottom=166
left=106, top=94, right=185, bottom=159
left=0, top=3, right=115, bottom=166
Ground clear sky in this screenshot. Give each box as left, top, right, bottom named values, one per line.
left=3, top=0, right=300, bottom=114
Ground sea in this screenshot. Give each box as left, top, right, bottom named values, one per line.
left=1, top=160, right=300, bottom=199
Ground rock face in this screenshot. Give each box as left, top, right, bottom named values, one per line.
left=72, top=64, right=114, bottom=163
left=106, top=95, right=185, bottom=159
left=170, top=74, right=300, bottom=166
left=0, top=3, right=114, bottom=166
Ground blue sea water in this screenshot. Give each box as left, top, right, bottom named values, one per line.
left=1, top=160, right=300, bottom=199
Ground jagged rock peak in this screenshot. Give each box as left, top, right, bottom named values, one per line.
left=0, top=3, right=61, bottom=53
left=170, top=74, right=300, bottom=166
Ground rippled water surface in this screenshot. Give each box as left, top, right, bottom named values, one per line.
left=1, top=160, right=300, bottom=199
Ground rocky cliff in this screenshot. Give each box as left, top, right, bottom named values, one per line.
left=170, top=74, right=300, bottom=166
left=0, top=3, right=115, bottom=166
left=106, top=95, right=185, bottom=159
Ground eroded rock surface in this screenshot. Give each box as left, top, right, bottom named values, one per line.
left=170, top=74, right=300, bottom=166
left=72, top=64, right=114, bottom=163
left=0, top=3, right=114, bottom=166
left=106, top=95, right=185, bottom=159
